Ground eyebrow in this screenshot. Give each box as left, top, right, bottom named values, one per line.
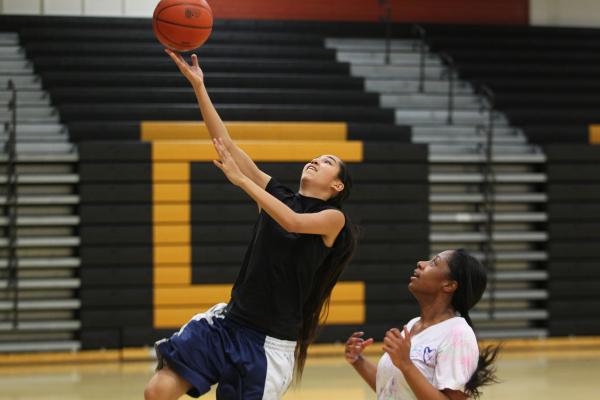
left=433, top=256, right=440, bottom=264
left=324, top=155, right=338, bottom=164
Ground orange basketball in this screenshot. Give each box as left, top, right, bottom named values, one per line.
left=152, top=0, right=213, bottom=52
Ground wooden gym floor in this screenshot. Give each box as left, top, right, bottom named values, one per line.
left=0, top=339, right=599, bottom=399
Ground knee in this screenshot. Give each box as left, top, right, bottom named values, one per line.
left=144, top=382, right=163, bottom=400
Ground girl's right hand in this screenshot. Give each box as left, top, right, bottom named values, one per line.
left=165, top=48, right=204, bottom=88
left=345, top=331, right=374, bottom=364
left=212, top=138, right=247, bottom=187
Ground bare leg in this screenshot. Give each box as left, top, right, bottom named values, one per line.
left=144, top=364, right=193, bottom=400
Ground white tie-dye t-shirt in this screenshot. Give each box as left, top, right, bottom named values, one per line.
left=376, top=316, right=479, bottom=400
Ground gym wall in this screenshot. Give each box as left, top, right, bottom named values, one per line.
left=77, top=138, right=430, bottom=349
left=530, top=0, right=600, bottom=27
left=0, top=0, right=528, bottom=24
left=546, top=145, right=600, bottom=336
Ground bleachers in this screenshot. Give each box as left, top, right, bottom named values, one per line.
left=325, top=36, right=549, bottom=338
left=4, top=16, right=412, bottom=130
left=546, top=145, right=600, bottom=336
left=2, top=14, right=600, bottom=352
left=0, top=15, right=425, bottom=351
left=423, top=24, right=600, bottom=144
left=420, top=24, right=600, bottom=337
left=77, top=131, right=428, bottom=348
left=0, top=29, right=79, bottom=352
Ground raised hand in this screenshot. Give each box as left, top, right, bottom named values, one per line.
left=383, top=326, right=412, bottom=371
left=345, top=331, right=374, bottom=364
left=212, top=138, right=247, bottom=187
left=165, top=48, right=204, bottom=88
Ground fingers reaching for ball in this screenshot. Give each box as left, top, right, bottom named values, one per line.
left=164, top=49, right=204, bottom=87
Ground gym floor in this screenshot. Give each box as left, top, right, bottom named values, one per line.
left=1, top=344, right=599, bottom=399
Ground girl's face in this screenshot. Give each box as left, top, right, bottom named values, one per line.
left=409, top=250, right=456, bottom=295
left=301, top=154, right=344, bottom=196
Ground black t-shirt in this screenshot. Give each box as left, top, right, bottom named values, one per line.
left=226, top=178, right=345, bottom=340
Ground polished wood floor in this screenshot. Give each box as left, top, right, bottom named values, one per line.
left=1, top=349, right=599, bottom=399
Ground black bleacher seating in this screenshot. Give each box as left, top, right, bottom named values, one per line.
left=424, top=24, right=600, bottom=144
left=0, top=15, right=416, bottom=132
left=546, top=145, right=600, bottom=335
left=0, top=15, right=416, bottom=140
left=0, top=14, right=426, bottom=348
left=78, top=142, right=429, bottom=348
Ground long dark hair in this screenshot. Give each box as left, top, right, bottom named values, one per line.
left=294, top=160, right=358, bottom=381
left=447, top=249, right=500, bottom=398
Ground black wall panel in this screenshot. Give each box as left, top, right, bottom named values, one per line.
left=546, top=144, right=600, bottom=336
left=79, top=142, right=429, bottom=349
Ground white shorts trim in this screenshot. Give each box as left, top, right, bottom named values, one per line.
left=262, top=336, right=296, bottom=399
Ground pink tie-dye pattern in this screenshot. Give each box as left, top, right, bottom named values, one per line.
left=450, top=328, right=466, bottom=347
left=376, top=318, right=479, bottom=399
left=461, top=355, right=475, bottom=371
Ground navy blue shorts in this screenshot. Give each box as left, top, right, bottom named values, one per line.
left=154, top=303, right=296, bottom=399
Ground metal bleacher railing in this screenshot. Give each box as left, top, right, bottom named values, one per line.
left=477, top=84, right=497, bottom=320
left=0, top=60, right=81, bottom=351
left=410, top=24, right=499, bottom=319
left=379, top=0, right=393, bottom=65
left=5, top=79, right=18, bottom=330
left=411, top=24, right=427, bottom=93
left=413, top=25, right=458, bottom=125
left=438, top=52, right=456, bottom=125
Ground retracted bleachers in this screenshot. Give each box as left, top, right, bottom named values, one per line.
left=545, top=145, right=600, bottom=336
left=423, top=24, right=600, bottom=144
left=0, top=15, right=414, bottom=139
left=78, top=137, right=428, bottom=348
left=423, top=24, right=600, bottom=338
left=324, top=33, right=549, bottom=337
left=0, top=29, right=79, bottom=352
left=0, top=15, right=429, bottom=350
left=3, top=14, right=600, bottom=351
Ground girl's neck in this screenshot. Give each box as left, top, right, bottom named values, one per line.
left=417, top=297, right=456, bottom=326
left=298, top=183, right=329, bottom=201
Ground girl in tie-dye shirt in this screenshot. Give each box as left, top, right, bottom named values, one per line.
left=345, top=249, right=499, bottom=400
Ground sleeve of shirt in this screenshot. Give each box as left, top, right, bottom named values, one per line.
left=405, top=317, right=421, bottom=334
left=431, top=324, right=480, bottom=392
left=265, top=177, right=295, bottom=204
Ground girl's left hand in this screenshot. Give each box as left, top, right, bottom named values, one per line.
left=212, top=138, right=247, bottom=186
left=383, top=326, right=412, bottom=371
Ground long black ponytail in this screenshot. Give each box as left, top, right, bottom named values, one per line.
left=448, top=249, right=500, bottom=398
left=294, top=160, right=358, bottom=381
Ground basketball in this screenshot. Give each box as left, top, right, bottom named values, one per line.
left=152, top=0, right=213, bottom=52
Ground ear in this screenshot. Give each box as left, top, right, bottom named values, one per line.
left=442, top=280, right=458, bottom=294
left=331, top=179, right=344, bottom=194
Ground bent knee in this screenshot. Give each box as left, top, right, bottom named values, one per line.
left=144, top=382, right=164, bottom=400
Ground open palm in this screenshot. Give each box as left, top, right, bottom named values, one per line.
left=165, top=48, right=204, bottom=87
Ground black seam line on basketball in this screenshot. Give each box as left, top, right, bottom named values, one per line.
left=154, top=20, right=191, bottom=49
left=156, top=18, right=213, bottom=30
left=157, top=3, right=213, bottom=19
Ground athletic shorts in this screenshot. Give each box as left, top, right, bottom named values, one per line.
left=154, top=303, right=296, bottom=399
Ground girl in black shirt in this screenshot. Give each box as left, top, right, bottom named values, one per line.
left=144, top=50, right=357, bottom=400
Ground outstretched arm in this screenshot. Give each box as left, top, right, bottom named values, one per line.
left=165, top=49, right=270, bottom=189
left=212, top=138, right=345, bottom=241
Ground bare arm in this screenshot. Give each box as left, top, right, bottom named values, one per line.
left=165, top=49, right=270, bottom=189
left=352, top=356, right=378, bottom=392
left=399, top=363, right=466, bottom=400
left=238, top=175, right=344, bottom=237
left=345, top=332, right=377, bottom=392
left=213, top=138, right=345, bottom=241
left=384, top=328, right=467, bottom=400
